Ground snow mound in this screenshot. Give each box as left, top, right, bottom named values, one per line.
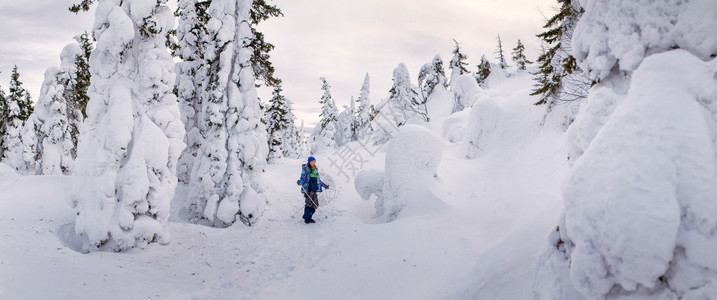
left=0, top=163, right=18, bottom=178
left=451, top=74, right=483, bottom=113
left=354, top=168, right=386, bottom=217
left=442, top=109, right=470, bottom=143
left=382, top=124, right=446, bottom=222
left=466, top=95, right=501, bottom=158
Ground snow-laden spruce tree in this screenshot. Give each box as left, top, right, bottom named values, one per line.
left=184, top=0, right=269, bottom=227
left=531, top=0, right=588, bottom=107
left=266, top=85, right=299, bottom=163
left=311, top=77, right=340, bottom=153
left=355, top=73, right=374, bottom=140
left=72, top=0, right=185, bottom=252
left=474, top=55, right=491, bottom=86
left=371, top=63, right=425, bottom=145
left=534, top=0, right=717, bottom=298
left=175, top=0, right=211, bottom=184
left=418, top=55, right=448, bottom=105
left=494, top=35, right=508, bottom=69
left=22, top=43, right=85, bottom=175
left=0, top=79, right=6, bottom=158
left=337, top=96, right=357, bottom=145
left=511, top=39, right=531, bottom=71
left=449, top=39, right=469, bottom=87
left=1, top=66, right=33, bottom=173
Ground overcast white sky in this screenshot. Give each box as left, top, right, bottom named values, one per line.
left=0, top=0, right=556, bottom=129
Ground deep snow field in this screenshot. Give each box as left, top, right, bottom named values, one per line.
left=0, top=70, right=569, bottom=299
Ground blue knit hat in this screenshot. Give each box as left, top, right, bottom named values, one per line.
left=307, top=156, right=316, bottom=163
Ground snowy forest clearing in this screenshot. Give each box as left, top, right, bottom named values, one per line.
left=1, top=71, right=567, bottom=298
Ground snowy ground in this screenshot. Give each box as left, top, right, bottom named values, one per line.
left=0, top=70, right=568, bottom=299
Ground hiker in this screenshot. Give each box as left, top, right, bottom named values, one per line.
left=297, top=156, right=329, bottom=223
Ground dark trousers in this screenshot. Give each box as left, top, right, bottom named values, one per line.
left=303, top=190, right=319, bottom=221
left=303, top=207, right=316, bottom=221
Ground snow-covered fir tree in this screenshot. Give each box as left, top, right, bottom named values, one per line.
left=182, top=0, right=269, bottom=228
left=511, top=39, right=531, bottom=71
left=371, top=63, right=425, bottom=146
left=72, top=0, right=185, bottom=252
left=494, top=35, right=508, bottom=69
left=355, top=73, right=373, bottom=140
left=175, top=0, right=212, bottom=184
left=266, top=85, right=299, bottom=163
left=1, top=66, right=33, bottom=172
left=475, top=55, right=491, bottom=86
left=534, top=1, right=717, bottom=298
left=0, top=76, right=6, bottom=159
left=311, top=77, right=340, bottom=153
left=337, top=96, right=357, bottom=145
left=449, top=39, right=469, bottom=86
left=531, top=0, right=588, bottom=106
left=418, top=55, right=448, bottom=103
left=22, top=39, right=89, bottom=175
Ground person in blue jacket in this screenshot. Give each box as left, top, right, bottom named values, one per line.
left=297, top=156, right=329, bottom=223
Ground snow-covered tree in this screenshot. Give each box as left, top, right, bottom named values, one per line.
left=175, top=0, right=212, bottom=184
left=475, top=55, right=491, bottom=86
left=266, top=85, right=299, bottom=163
left=494, top=35, right=508, bottom=69
left=449, top=39, right=469, bottom=86
left=392, top=63, right=426, bottom=123
left=534, top=1, right=717, bottom=298
left=418, top=55, right=448, bottom=102
left=355, top=73, right=373, bottom=140
left=511, top=39, right=531, bottom=71
left=311, top=77, right=340, bottom=153
left=0, top=76, right=7, bottom=159
left=531, top=0, right=588, bottom=106
left=72, top=0, right=185, bottom=252
left=337, top=96, right=357, bottom=145
left=182, top=0, right=269, bottom=228
left=1, top=66, right=33, bottom=172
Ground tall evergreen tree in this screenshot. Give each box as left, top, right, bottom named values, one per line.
left=390, top=63, right=426, bottom=123
left=181, top=0, right=269, bottom=228
left=249, top=0, right=283, bottom=88
left=355, top=73, right=373, bottom=140
left=475, top=55, right=492, bottom=86
left=449, top=39, right=469, bottom=86
left=22, top=41, right=86, bottom=175
left=495, top=35, right=508, bottom=69
left=531, top=0, right=588, bottom=105
left=512, top=39, right=532, bottom=71
left=72, top=0, right=185, bottom=252
left=311, top=77, right=339, bottom=152
left=2, top=66, right=33, bottom=171
left=0, top=74, right=6, bottom=159
left=265, top=85, right=298, bottom=163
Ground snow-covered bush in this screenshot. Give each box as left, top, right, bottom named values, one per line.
left=466, top=96, right=500, bottom=159
left=382, top=124, right=445, bottom=222
left=535, top=0, right=717, bottom=298
left=72, top=0, right=185, bottom=252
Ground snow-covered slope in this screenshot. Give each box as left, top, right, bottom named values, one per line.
left=0, top=70, right=568, bottom=299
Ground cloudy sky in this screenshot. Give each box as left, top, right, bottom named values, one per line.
left=0, top=0, right=556, bottom=129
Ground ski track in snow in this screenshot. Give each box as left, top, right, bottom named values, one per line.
left=0, top=70, right=568, bottom=299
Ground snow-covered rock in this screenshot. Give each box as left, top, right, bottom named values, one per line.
left=354, top=168, right=385, bottom=216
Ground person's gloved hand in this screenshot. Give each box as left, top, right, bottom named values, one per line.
left=297, top=180, right=302, bottom=186
left=325, top=184, right=330, bottom=189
